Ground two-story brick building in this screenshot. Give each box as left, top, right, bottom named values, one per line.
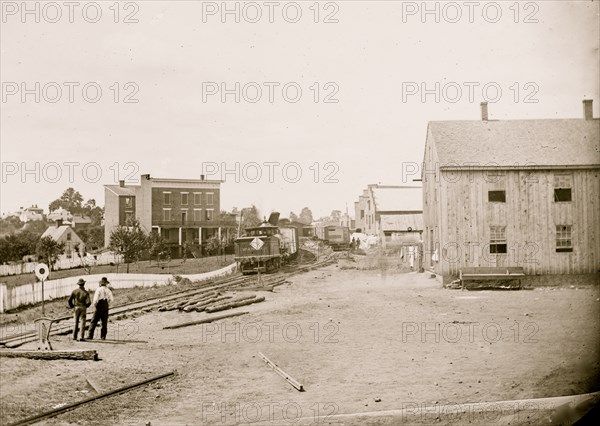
left=422, top=100, right=600, bottom=284
left=104, top=174, right=229, bottom=257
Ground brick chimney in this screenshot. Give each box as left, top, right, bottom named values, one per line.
left=480, top=102, right=489, bottom=121
left=200, top=174, right=205, bottom=181
left=119, top=180, right=125, bottom=187
left=583, top=99, right=593, bottom=120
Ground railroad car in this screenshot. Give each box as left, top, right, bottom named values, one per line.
left=234, top=212, right=299, bottom=274
left=315, top=225, right=350, bottom=251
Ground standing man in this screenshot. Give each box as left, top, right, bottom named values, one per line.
left=88, top=277, right=114, bottom=340
left=68, top=278, right=91, bottom=341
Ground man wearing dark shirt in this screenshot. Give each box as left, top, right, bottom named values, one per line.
left=68, top=278, right=91, bottom=341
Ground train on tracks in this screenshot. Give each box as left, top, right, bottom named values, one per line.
left=315, top=225, right=350, bottom=251
left=234, top=212, right=299, bottom=274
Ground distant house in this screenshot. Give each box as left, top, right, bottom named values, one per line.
left=422, top=100, right=600, bottom=284
left=354, top=184, right=423, bottom=246
left=18, top=205, right=44, bottom=222
left=71, top=214, right=92, bottom=230
left=47, top=207, right=72, bottom=223
left=41, top=225, right=85, bottom=259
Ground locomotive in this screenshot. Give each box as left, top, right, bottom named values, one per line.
left=234, top=212, right=299, bottom=274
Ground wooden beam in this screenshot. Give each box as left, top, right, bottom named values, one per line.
left=79, top=339, right=148, bottom=345
left=257, top=352, right=304, bottom=392
left=0, top=350, right=98, bottom=361
left=6, top=371, right=175, bottom=426
left=205, top=296, right=265, bottom=313
left=163, top=311, right=249, bottom=330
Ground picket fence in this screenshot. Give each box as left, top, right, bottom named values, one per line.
left=0, top=252, right=123, bottom=277
left=0, top=263, right=237, bottom=313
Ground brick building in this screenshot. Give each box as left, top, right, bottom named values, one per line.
left=104, top=174, right=231, bottom=257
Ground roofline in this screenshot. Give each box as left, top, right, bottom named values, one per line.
left=440, top=164, right=600, bottom=171
left=148, top=178, right=223, bottom=184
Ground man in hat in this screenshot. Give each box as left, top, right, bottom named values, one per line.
left=68, top=278, right=91, bottom=341
left=88, top=277, right=114, bottom=340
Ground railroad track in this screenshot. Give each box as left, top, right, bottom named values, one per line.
left=0, top=253, right=337, bottom=348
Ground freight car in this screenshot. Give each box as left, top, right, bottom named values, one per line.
left=315, top=225, right=350, bottom=251
left=234, top=213, right=299, bottom=274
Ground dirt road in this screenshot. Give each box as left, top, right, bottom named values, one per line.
left=1, top=257, right=598, bottom=425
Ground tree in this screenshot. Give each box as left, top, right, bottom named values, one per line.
left=78, top=226, right=105, bottom=251
left=289, top=212, right=299, bottom=222
left=109, top=218, right=148, bottom=273
left=0, top=216, right=25, bottom=236
left=49, top=188, right=84, bottom=214
left=240, top=205, right=262, bottom=230
left=299, top=207, right=314, bottom=225
left=147, top=232, right=168, bottom=265
left=36, top=236, right=65, bottom=270
left=0, top=231, right=39, bottom=263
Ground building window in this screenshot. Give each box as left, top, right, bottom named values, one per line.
left=554, top=174, right=572, bottom=202
left=489, top=226, right=507, bottom=254
left=125, top=211, right=133, bottom=223
left=206, top=210, right=213, bottom=221
left=194, top=192, right=202, bottom=205
left=488, top=190, right=506, bottom=203
left=66, top=232, right=71, bottom=241
left=163, top=209, right=171, bottom=221
left=181, top=193, right=189, bottom=205
left=124, top=197, right=132, bottom=207
left=163, top=192, right=171, bottom=205
left=181, top=211, right=187, bottom=223
left=360, top=210, right=364, bottom=219
left=194, top=209, right=202, bottom=221
left=556, top=225, right=573, bottom=252
left=206, top=193, right=214, bottom=206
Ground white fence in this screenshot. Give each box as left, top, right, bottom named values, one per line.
left=0, top=252, right=123, bottom=277
left=0, top=263, right=237, bottom=313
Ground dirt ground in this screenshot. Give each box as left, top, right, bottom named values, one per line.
left=1, top=253, right=599, bottom=426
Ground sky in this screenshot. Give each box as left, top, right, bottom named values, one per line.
left=1, top=0, right=599, bottom=220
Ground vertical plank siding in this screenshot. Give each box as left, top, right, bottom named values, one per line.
left=431, top=168, right=600, bottom=278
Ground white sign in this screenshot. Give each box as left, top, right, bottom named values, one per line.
left=250, top=237, right=264, bottom=251
left=35, top=263, right=50, bottom=281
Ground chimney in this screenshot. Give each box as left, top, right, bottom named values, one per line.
left=119, top=180, right=125, bottom=187
left=200, top=174, right=205, bottom=181
left=583, top=99, right=593, bottom=120
left=141, top=174, right=151, bottom=180
left=480, top=102, right=489, bottom=121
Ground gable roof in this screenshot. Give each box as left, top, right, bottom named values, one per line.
left=41, top=225, right=78, bottom=241
left=370, top=186, right=422, bottom=212
left=428, top=119, right=600, bottom=168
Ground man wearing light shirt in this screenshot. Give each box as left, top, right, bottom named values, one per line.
left=88, top=277, right=114, bottom=340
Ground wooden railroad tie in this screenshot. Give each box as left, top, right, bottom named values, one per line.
left=258, top=352, right=305, bottom=392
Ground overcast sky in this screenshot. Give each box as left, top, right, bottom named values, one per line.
left=1, top=0, right=598, bottom=219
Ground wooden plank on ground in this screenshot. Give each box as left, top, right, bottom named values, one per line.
left=0, top=350, right=98, bottom=361
left=257, top=352, right=304, bottom=392
left=163, top=311, right=249, bottom=330
left=6, top=371, right=175, bottom=426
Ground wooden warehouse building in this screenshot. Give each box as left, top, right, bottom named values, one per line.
left=422, top=100, right=600, bottom=284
